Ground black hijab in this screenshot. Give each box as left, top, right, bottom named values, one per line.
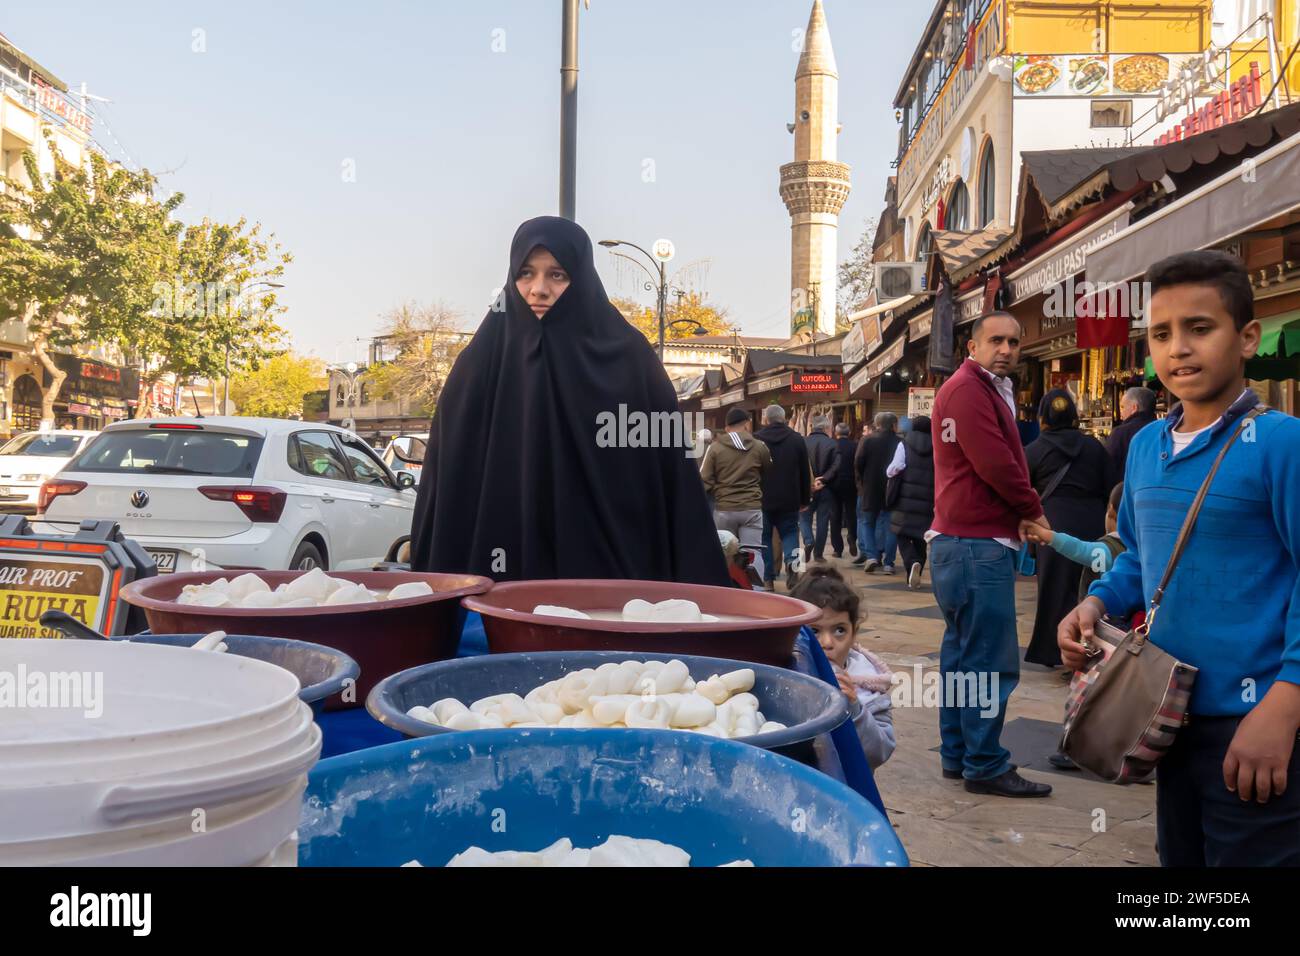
left=410, top=216, right=729, bottom=586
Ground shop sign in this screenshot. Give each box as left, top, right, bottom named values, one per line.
left=1156, top=44, right=1229, bottom=121
left=865, top=335, right=906, bottom=381
left=840, top=315, right=883, bottom=368
left=102, top=407, right=127, bottom=419
left=80, top=362, right=120, bottom=383
left=1007, top=208, right=1130, bottom=304
left=720, top=387, right=745, bottom=405
left=848, top=364, right=873, bottom=396
left=0, top=553, right=110, bottom=638
left=1154, top=61, right=1262, bottom=145
left=31, top=76, right=93, bottom=134
left=958, top=289, right=984, bottom=325
left=920, top=157, right=954, bottom=217
left=908, top=387, right=936, bottom=418
left=749, top=373, right=792, bottom=395
left=909, top=309, right=934, bottom=341
left=67, top=403, right=97, bottom=416
left=791, top=371, right=842, bottom=394
left=700, top=396, right=721, bottom=410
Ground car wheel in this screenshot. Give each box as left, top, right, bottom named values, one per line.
left=290, top=541, right=325, bottom=571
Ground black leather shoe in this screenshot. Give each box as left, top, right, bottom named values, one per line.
left=964, top=770, right=1052, bottom=798
left=850, top=555, right=868, bottom=566
left=942, top=769, right=962, bottom=780
left=1048, top=751, right=1079, bottom=771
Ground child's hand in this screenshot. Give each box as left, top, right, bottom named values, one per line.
left=836, top=671, right=856, bottom=700
left=1025, top=525, right=1053, bottom=545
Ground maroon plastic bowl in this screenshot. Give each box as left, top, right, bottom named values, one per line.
left=462, top=579, right=820, bottom=666
left=119, top=571, right=493, bottom=708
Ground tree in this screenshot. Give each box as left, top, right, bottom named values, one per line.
left=611, top=291, right=730, bottom=344
left=837, top=216, right=879, bottom=326
left=230, top=352, right=327, bottom=419
left=364, top=302, right=469, bottom=415
left=0, top=136, right=182, bottom=422
left=138, top=217, right=291, bottom=416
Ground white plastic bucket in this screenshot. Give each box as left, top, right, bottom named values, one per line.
left=0, top=640, right=321, bottom=866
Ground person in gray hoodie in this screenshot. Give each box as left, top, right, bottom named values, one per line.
left=700, top=407, right=772, bottom=581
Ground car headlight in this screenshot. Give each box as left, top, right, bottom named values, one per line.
left=18, top=474, right=47, bottom=482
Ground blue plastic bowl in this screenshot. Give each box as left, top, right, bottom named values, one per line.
left=365, top=650, right=849, bottom=755
left=298, top=729, right=907, bottom=867
left=122, top=633, right=359, bottom=713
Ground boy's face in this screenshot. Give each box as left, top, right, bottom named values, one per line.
left=1148, top=284, right=1260, bottom=405
left=811, top=607, right=856, bottom=668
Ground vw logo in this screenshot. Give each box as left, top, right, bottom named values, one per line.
left=130, top=490, right=150, bottom=509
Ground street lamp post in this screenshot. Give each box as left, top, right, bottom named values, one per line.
left=599, top=238, right=705, bottom=361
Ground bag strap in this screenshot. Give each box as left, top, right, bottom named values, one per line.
left=1039, top=459, right=1073, bottom=504
left=1142, top=404, right=1266, bottom=636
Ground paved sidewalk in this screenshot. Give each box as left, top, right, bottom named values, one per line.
left=780, top=552, right=1157, bottom=867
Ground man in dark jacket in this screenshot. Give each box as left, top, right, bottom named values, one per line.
left=800, top=414, right=840, bottom=563
left=755, top=404, right=810, bottom=590
left=1105, top=386, right=1158, bottom=481
left=853, top=412, right=901, bottom=573
left=888, top=415, right=935, bottom=590
left=829, top=423, right=859, bottom=558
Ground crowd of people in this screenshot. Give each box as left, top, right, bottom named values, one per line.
left=696, top=249, right=1300, bottom=866
left=407, top=217, right=1297, bottom=867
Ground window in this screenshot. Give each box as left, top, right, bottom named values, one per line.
left=946, top=180, right=970, bottom=232
left=69, top=430, right=262, bottom=477
left=1091, top=100, right=1132, bottom=128
left=978, top=142, right=997, bottom=226
left=291, top=431, right=349, bottom=481
left=915, top=223, right=933, bottom=263
left=0, top=433, right=85, bottom=457
left=335, top=385, right=345, bottom=405
left=337, top=436, right=395, bottom=489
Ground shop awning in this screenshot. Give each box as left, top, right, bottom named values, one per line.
left=1087, top=129, right=1300, bottom=287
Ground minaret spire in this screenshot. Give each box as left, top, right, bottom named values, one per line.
left=780, top=0, right=851, bottom=339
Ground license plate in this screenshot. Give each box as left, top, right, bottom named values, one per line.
left=147, top=550, right=178, bottom=573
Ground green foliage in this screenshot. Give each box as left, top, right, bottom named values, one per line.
left=367, top=303, right=468, bottom=413
left=838, top=216, right=879, bottom=320
left=230, top=352, right=326, bottom=419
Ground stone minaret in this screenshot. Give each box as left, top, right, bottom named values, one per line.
left=779, top=0, right=851, bottom=338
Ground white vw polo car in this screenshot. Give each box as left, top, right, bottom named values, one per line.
left=39, top=417, right=417, bottom=572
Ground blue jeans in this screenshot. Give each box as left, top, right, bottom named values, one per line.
left=928, top=535, right=1020, bottom=781
left=857, top=509, right=897, bottom=567
left=798, top=489, right=833, bottom=558
left=762, top=509, right=800, bottom=583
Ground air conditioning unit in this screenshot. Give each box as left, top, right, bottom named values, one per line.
left=874, top=262, right=928, bottom=298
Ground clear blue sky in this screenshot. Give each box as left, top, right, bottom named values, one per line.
left=5, top=0, right=929, bottom=362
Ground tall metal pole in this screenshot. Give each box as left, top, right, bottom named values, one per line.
left=559, top=0, right=580, bottom=220
left=657, top=261, right=667, bottom=361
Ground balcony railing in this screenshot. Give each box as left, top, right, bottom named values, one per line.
left=0, top=62, right=94, bottom=140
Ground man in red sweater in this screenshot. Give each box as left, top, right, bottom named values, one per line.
left=929, top=312, right=1052, bottom=797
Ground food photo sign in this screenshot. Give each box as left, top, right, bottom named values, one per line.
left=1011, top=52, right=1228, bottom=98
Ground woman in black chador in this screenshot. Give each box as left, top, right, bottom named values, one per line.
left=409, top=216, right=729, bottom=586
left=1023, top=389, right=1115, bottom=667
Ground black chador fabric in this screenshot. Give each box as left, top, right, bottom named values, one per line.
left=409, top=216, right=729, bottom=586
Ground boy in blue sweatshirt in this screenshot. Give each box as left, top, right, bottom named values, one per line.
left=1059, top=250, right=1300, bottom=867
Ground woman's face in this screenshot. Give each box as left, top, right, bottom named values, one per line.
left=515, top=247, right=571, bottom=319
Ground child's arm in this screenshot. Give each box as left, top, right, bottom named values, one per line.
left=1088, top=473, right=1144, bottom=617
left=851, top=698, right=896, bottom=770
left=1049, top=531, right=1118, bottom=574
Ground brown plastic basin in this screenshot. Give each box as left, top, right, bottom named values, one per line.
left=462, top=579, right=820, bottom=666
left=119, top=570, right=493, bottom=708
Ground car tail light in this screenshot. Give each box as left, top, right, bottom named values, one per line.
left=37, top=479, right=87, bottom=513
left=199, top=486, right=287, bottom=523
left=150, top=423, right=203, bottom=430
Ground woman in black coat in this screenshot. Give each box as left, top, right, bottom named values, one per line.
left=1023, top=390, right=1116, bottom=667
